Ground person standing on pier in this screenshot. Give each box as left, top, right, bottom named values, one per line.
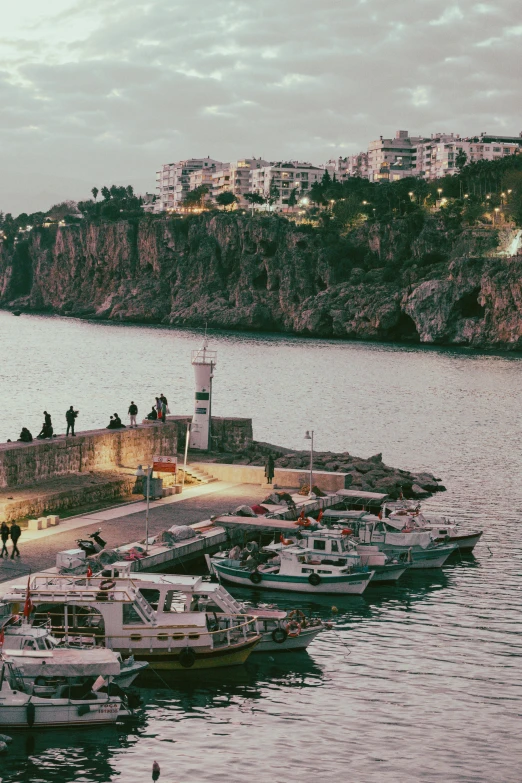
left=128, top=401, right=138, bottom=428
left=161, top=397, right=167, bottom=424
left=9, top=522, right=21, bottom=559
left=66, top=406, right=78, bottom=436
left=0, top=522, right=9, bottom=558
left=155, top=397, right=162, bottom=420
left=265, top=453, right=275, bottom=484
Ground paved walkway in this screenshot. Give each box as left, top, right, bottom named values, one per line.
left=0, top=481, right=269, bottom=585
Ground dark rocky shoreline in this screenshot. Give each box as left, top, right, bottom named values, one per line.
left=1, top=212, right=521, bottom=349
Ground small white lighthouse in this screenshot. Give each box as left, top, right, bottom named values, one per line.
left=189, top=338, right=217, bottom=451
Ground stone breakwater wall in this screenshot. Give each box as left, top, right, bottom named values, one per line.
left=0, top=416, right=252, bottom=489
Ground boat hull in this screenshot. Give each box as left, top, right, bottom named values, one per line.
left=213, top=563, right=373, bottom=594
left=0, top=696, right=123, bottom=728
left=369, top=563, right=409, bottom=583
left=256, top=625, right=323, bottom=653
left=434, top=532, right=483, bottom=552
left=116, top=636, right=260, bottom=671
left=378, top=544, right=457, bottom=569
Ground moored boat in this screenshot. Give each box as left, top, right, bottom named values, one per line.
left=2, top=569, right=260, bottom=671
left=0, top=648, right=131, bottom=728
left=210, top=535, right=373, bottom=595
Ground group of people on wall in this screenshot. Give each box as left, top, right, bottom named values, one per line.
left=13, top=394, right=170, bottom=443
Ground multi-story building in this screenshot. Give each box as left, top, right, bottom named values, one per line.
left=414, top=132, right=522, bottom=180
left=155, top=158, right=222, bottom=212
left=327, top=153, right=369, bottom=180
left=188, top=167, right=216, bottom=192
left=249, top=161, right=324, bottom=210
left=367, top=131, right=424, bottom=181
left=210, top=158, right=271, bottom=205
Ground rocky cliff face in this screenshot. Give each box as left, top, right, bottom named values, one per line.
left=0, top=213, right=521, bottom=349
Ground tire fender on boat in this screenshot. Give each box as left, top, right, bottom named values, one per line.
left=308, top=573, right=321, bottom=587
left=249, top=570, right=262, bottom=584
left=26, top=701, right=36, bottom=728
left=271, top=627, right=288, bottom=644
left=179, top=647, right=197, bottom=668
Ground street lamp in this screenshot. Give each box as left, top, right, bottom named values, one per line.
left=304, top=430, right=314, bottom=497
left=135, top=464, right=152, bottom=554
left=494, top=207, right=500, bottom=224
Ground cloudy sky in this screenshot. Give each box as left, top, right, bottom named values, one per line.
left=1, top=0, right=520, bottom=214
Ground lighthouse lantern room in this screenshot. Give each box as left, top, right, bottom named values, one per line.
left=189, top=339, right=217, bottom=451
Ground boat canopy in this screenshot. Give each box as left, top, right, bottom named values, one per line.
left=322, top=510, right=369, bottom=520
left=214, top=515, right=300, bottom=533
left=3, top=647, right=121, bottom=677
left=336, top=490, right=389, bottom=504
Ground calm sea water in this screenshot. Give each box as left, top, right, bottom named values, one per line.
left=0, top=310, right=521, bottom=783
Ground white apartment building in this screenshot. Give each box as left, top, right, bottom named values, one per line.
left=249, top=161, right=324, bottom=210
left=155, top=158, right=222, bottom=212
left=211, top=158, right=271, bottom=205
left=415, top=132, right=522, bottom=180
left=367, top=131, right=424, bottom=181
left=188, top=167, right=215, bottom=192
left=328, top=153, right=369, bottom=180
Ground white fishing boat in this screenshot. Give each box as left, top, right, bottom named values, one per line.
left=0, top=648, right=131, bottom=728
left=210, top=536, right=373, bottom=595
left=0, top=614, right=148, bottom=688
left=2, top=567, right=260, bottom=671
left=385, top=503, right=483, bottom=552
left=354, top=515, right=458, bottom=568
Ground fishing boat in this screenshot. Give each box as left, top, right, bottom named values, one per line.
left=209, top=535, right=374, bottom=595
left=212, top=527, right=408, bottom=586
left=2, top=569, right=260, bottom=671
left=0, top=648, right=132, bottom=728
left=0, top=607, right=148, bottom=688
left=353, top=515, right=458, bottom=568
left=385, top=503, right=483, bottom=552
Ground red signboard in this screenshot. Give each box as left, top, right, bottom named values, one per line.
left=153, top=455, right=177, bottom=473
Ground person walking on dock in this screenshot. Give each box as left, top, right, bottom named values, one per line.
left=0, top=522, right=9, bottom=558
left=9, top=522, right=21, bottom=559
left=128, top=401, right=138, bottom=428
left=66, top=406, right=78, bottom=436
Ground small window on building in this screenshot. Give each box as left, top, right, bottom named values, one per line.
left=313, top=540, right=326, bottom=551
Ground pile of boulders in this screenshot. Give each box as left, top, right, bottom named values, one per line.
left=212, top=443, right=445, bottom=500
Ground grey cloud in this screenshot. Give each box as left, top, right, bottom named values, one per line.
left=1, top=0, right=521, bottom=214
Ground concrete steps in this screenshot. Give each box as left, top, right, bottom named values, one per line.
left=182, top=465, right=218, bottom=485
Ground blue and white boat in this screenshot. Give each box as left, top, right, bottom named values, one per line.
left=210, top=538, right=374, bottom=595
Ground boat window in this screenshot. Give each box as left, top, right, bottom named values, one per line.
left=22, top=639, right=37, bottom=650
left=123, top=604, right=145, bottom=625
left=302, top=568, right=313, bottom=573
left=331, top=541, right=339, bottom=552
left=318, top=570, right=332, bottom=574
left=139, top=589, right=160, bottom=609
left=163, top=590, right=188, bottom=613
left=37, top=638, right=47, bottom=650
left=313, top=540, right=326, bottom=551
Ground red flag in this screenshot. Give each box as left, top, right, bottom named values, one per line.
left=86, top=565, right=93, bottom=578
left=23, top=578, right=33, bottom=618
left=0, top=628, right=4, bottom=648
left=317, top=510, right=323, bottom=523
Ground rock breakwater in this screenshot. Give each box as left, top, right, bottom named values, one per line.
left=209, top=442, right=445, bottom=500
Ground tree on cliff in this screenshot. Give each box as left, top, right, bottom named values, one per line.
left=215, top=192, right=237, bottom=211
left=244, top=192, right=265, bottom=214
left=91, top=187, right=99, bottom=201
left=182, top=185, right=210, bottom=210
left=101, top=186, right=111, bottom=200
